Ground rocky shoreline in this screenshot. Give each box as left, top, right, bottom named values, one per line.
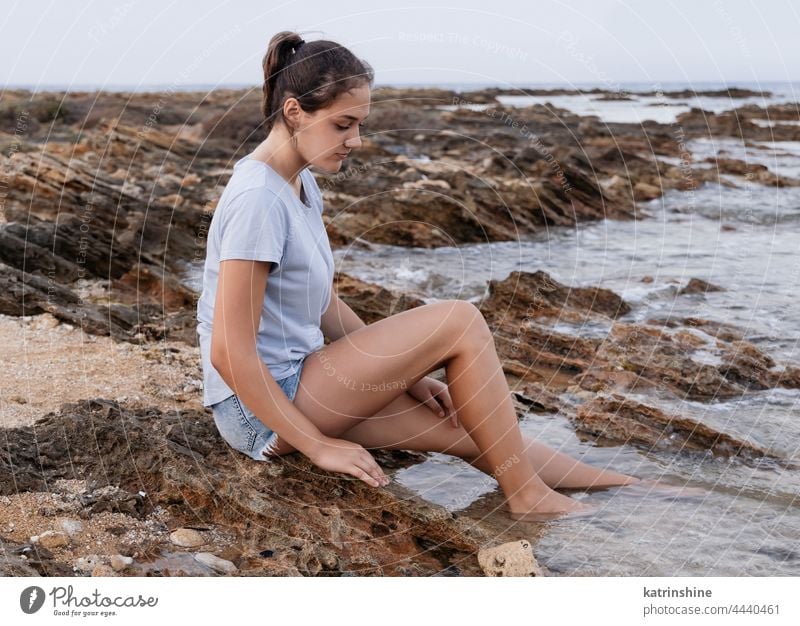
left=1, top=85, right=798, bottom=576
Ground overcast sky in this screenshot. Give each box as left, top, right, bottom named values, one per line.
left=2, top=0, right=798, bottom=89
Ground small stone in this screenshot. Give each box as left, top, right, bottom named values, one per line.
left=91, top=564, right=117, bottom=577
left=170, top=528, right=206, bottom=548
left=60, top=519, right=84, bottom=536
left=74, top=555, right=103, bottom=573
left=33, top=530, right=70, bottom=549
left=110, top=554, right=134, bottom=572
left=477, top=540, right=543, bottom=577
left=194, top=552, right=238, bottom=575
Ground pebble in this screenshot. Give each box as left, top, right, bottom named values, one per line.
left=194, top=552, right=238, bottom=574
left=74, top=554, right=103, bottom=573
left=110, top=554, right=134, bottom=572
left=170, top=528, right=206, bottom=547
left=60, top=519, right=84, bottom=536
left=91, top=564, right=117, bottom=577
left=477, top=539, right=543, bottom=577
left=31, top=530, right=69, bottom=549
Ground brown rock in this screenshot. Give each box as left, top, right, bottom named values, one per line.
left=477, top=539, right=543, bottom=576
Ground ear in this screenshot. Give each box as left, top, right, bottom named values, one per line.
left=282, top=96, right=303, bottom=131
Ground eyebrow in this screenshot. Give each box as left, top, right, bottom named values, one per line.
left=338, top=114, right=369, bottom=122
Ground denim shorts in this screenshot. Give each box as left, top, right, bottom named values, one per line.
left=210, top=357, right=306, bottom=461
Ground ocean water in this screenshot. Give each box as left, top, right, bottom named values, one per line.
left=182, top=83, right=800, bottom=575
left=439, top=81, right=800, bottom=125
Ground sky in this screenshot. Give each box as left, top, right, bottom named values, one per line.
left=1, top=0, right=798, bottom=89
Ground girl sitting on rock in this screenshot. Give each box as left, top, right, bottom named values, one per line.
left=197, top=30, right=645, bottom=523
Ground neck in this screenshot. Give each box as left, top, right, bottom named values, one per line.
left=252, top=126, right=306, bottom=185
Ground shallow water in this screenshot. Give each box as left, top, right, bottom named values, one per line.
left=444, top=82, right=800, bottom=125
left=325, top=137, right=800, bottom=576
left=183, top=133, right=800, bottom=576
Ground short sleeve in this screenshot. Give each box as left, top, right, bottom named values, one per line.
left=218, top=187, right=290, bottom=266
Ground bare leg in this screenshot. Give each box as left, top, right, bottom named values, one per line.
left=442, top=337, right=594, bottom=518
left=280, top=300, right=593, bottom=519
left=466, top=435, right=641, bottom=491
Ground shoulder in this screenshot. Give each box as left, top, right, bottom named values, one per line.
left=220, top=180, right=288, bottom=217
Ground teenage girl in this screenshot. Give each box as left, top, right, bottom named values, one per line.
left=198, top=31, right=645, bottom=523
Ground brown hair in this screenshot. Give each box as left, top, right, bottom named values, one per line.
left=261, top=31, right=374, bottom=136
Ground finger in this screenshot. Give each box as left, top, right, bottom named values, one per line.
left=450, top=412, right=459, bottom=429
left=357, top=455, right=387, bottom=485
left=353, top=466, right=379, bottom=487
left=443, top=393, right=455, bottom=415
left=437, top=393, right=455, bottom=422
left=424, top=397, right=445, bottom=417
left=432, top=393, right=449, bottom=417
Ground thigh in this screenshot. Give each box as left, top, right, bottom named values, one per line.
left=292, top=299, right=490, bottom=439
left=341, top=391, right=482, bottom=459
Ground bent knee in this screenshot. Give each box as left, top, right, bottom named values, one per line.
left=439, top=299, right=492, bottom=346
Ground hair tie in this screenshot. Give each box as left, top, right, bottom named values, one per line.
left=293, top=39, right=305, bottom=53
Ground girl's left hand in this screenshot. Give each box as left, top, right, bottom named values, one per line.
left=408, top=376, right=458, bottom=428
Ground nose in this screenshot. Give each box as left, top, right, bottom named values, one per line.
left=345, top=128, right=362, bottom=150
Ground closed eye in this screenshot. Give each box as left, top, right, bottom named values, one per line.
left=336, top=123, right=368, bottom=131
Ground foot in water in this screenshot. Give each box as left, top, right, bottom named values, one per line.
left=505, top=490, right=598, bottom=523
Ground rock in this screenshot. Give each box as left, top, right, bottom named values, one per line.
left=32, top=530, right=69, bottom=549
left=679, top=278, right=724, bottom=295
left=91, top=564, right=118, bottom=576
left=574, top=394, right=791, bottom=467
left=477, top=540, right=543, bottom=576
left=0, top=396, right=495, bottom=576
left=59, top=519, right=83, bottom=537
left=74, top=554, right=104, bottom=573
left=195, top=552, right=238, bottom=574
left=170, top=528, right=207, bottom=548
left=634, top=181, right=663, bottom=200
left=110, top=554, right=134, bottom=572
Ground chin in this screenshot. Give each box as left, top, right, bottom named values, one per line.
left=317, top=158, right=343, bottom=174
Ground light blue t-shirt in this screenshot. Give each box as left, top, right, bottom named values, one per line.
left=196, top=154, right=335, bottom=407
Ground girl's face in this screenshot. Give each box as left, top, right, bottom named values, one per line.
left=296, top=84, right=371, bottom=173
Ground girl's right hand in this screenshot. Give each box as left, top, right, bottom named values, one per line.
left=307, top=436, right=390, bottom=488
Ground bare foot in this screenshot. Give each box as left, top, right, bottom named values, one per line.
left=505, top=489, right=596, bottom=523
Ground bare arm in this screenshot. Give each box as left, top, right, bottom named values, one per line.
left=320, top=291, right=367, bottom=342
left=210, top=259, right=327, bottom=458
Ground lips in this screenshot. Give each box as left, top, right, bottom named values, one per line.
left=335, top=153, right=349, bottom=158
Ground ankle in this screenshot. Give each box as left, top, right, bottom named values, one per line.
left=507, top=486, right=558, bottom=509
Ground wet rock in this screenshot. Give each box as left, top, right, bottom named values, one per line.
left=476, top=270, right=792, bottom=403
left=574, top=394, right=790, bottom=467
left=679, top=278, right=725, bottom=295
left=477, top=540, right=543, bottom=576
left=481, top=270, right=631, bottom=322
